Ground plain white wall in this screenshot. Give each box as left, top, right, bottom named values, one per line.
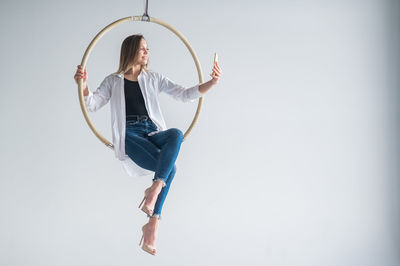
left=0, top=0, right=399, bottom=265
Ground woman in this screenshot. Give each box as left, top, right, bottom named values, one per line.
left=73, top=34, right=222, bottom=255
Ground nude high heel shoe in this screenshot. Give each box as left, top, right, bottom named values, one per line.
left=138, top=188, right=154, bottom=216
left=138, top=181, right=164, bottom=216
left=139, top=224, right=156, bottom=255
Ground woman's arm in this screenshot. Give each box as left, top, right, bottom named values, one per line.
left=83, top=85, right=89, bottom=96
left=74, top=65, right=112, bottom=112
left=84, top=77, right=112, bottom=112
left=158, top=61, right=222, bottom=101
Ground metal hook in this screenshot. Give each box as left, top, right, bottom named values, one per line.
left=141, top=0, right=150, bottom=22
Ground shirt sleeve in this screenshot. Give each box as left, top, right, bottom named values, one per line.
left=84, top=75, right=112, bottom=112
left=157, top=72, right=203, bottom=103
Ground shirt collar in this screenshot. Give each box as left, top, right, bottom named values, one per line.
left=116, top=69, right=147, bottom=79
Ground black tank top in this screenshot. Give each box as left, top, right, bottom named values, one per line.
left=124, top=78, right=149, bottom=120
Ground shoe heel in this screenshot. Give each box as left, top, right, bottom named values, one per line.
left=138, top=188, right=154, bottom=216
left=138, top=196, right=146, bottom=209
left=139, top=234, right=144, bottom=246
left=139, top=225, right=156, bottom=255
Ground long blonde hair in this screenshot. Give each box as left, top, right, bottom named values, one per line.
left=115, top=34, right=148, bottom=75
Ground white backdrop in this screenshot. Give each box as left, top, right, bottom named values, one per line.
left=0, top=0, right=399, bottom=265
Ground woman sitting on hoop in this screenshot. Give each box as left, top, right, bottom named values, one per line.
left=73, top=34, right=222, bottom=255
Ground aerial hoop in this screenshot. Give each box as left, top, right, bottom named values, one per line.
left=77, top=16, right=206, bottom=149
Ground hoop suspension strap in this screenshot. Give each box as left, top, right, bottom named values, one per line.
left=142, top=0, right=150, bottom=22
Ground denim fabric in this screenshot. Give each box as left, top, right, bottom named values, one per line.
left=125, top=119, right=183, bottom=219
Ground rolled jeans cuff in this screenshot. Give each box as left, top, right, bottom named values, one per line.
left=148, top=213, right=162, bottom=220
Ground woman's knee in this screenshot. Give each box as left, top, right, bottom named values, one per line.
left=169, top=128, right=184, bottom=142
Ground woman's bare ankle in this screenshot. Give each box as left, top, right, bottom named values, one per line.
left=153, top=179, right=165, bottom=188
left=148, top=217, right=159, bottom=226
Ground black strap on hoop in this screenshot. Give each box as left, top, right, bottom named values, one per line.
left=142, top=0, right=150, bottom=22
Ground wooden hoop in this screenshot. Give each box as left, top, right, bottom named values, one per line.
left=78, top=16, right=204, bottom=149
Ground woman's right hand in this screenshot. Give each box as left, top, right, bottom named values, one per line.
left=74, top=65, right=88, bottom=88
left=74, top=65, right=89, bottom=96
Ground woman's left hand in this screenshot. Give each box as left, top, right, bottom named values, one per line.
left=210, top=61, right=222, bottom=85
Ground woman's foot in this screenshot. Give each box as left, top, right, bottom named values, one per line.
left=139, top=217, right=159, bottom=255
left=139, top=180, right=164, bottom=216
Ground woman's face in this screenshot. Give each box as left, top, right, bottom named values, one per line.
left=134, top=38, right=149, bottom=65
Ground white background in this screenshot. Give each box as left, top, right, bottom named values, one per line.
left=0, top=0, right=399, bottom=265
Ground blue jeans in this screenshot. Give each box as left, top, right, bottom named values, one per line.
left=125, top=118, right=183, bottom=219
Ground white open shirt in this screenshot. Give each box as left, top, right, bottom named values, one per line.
left=84, top=69, right=203, bottom=177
